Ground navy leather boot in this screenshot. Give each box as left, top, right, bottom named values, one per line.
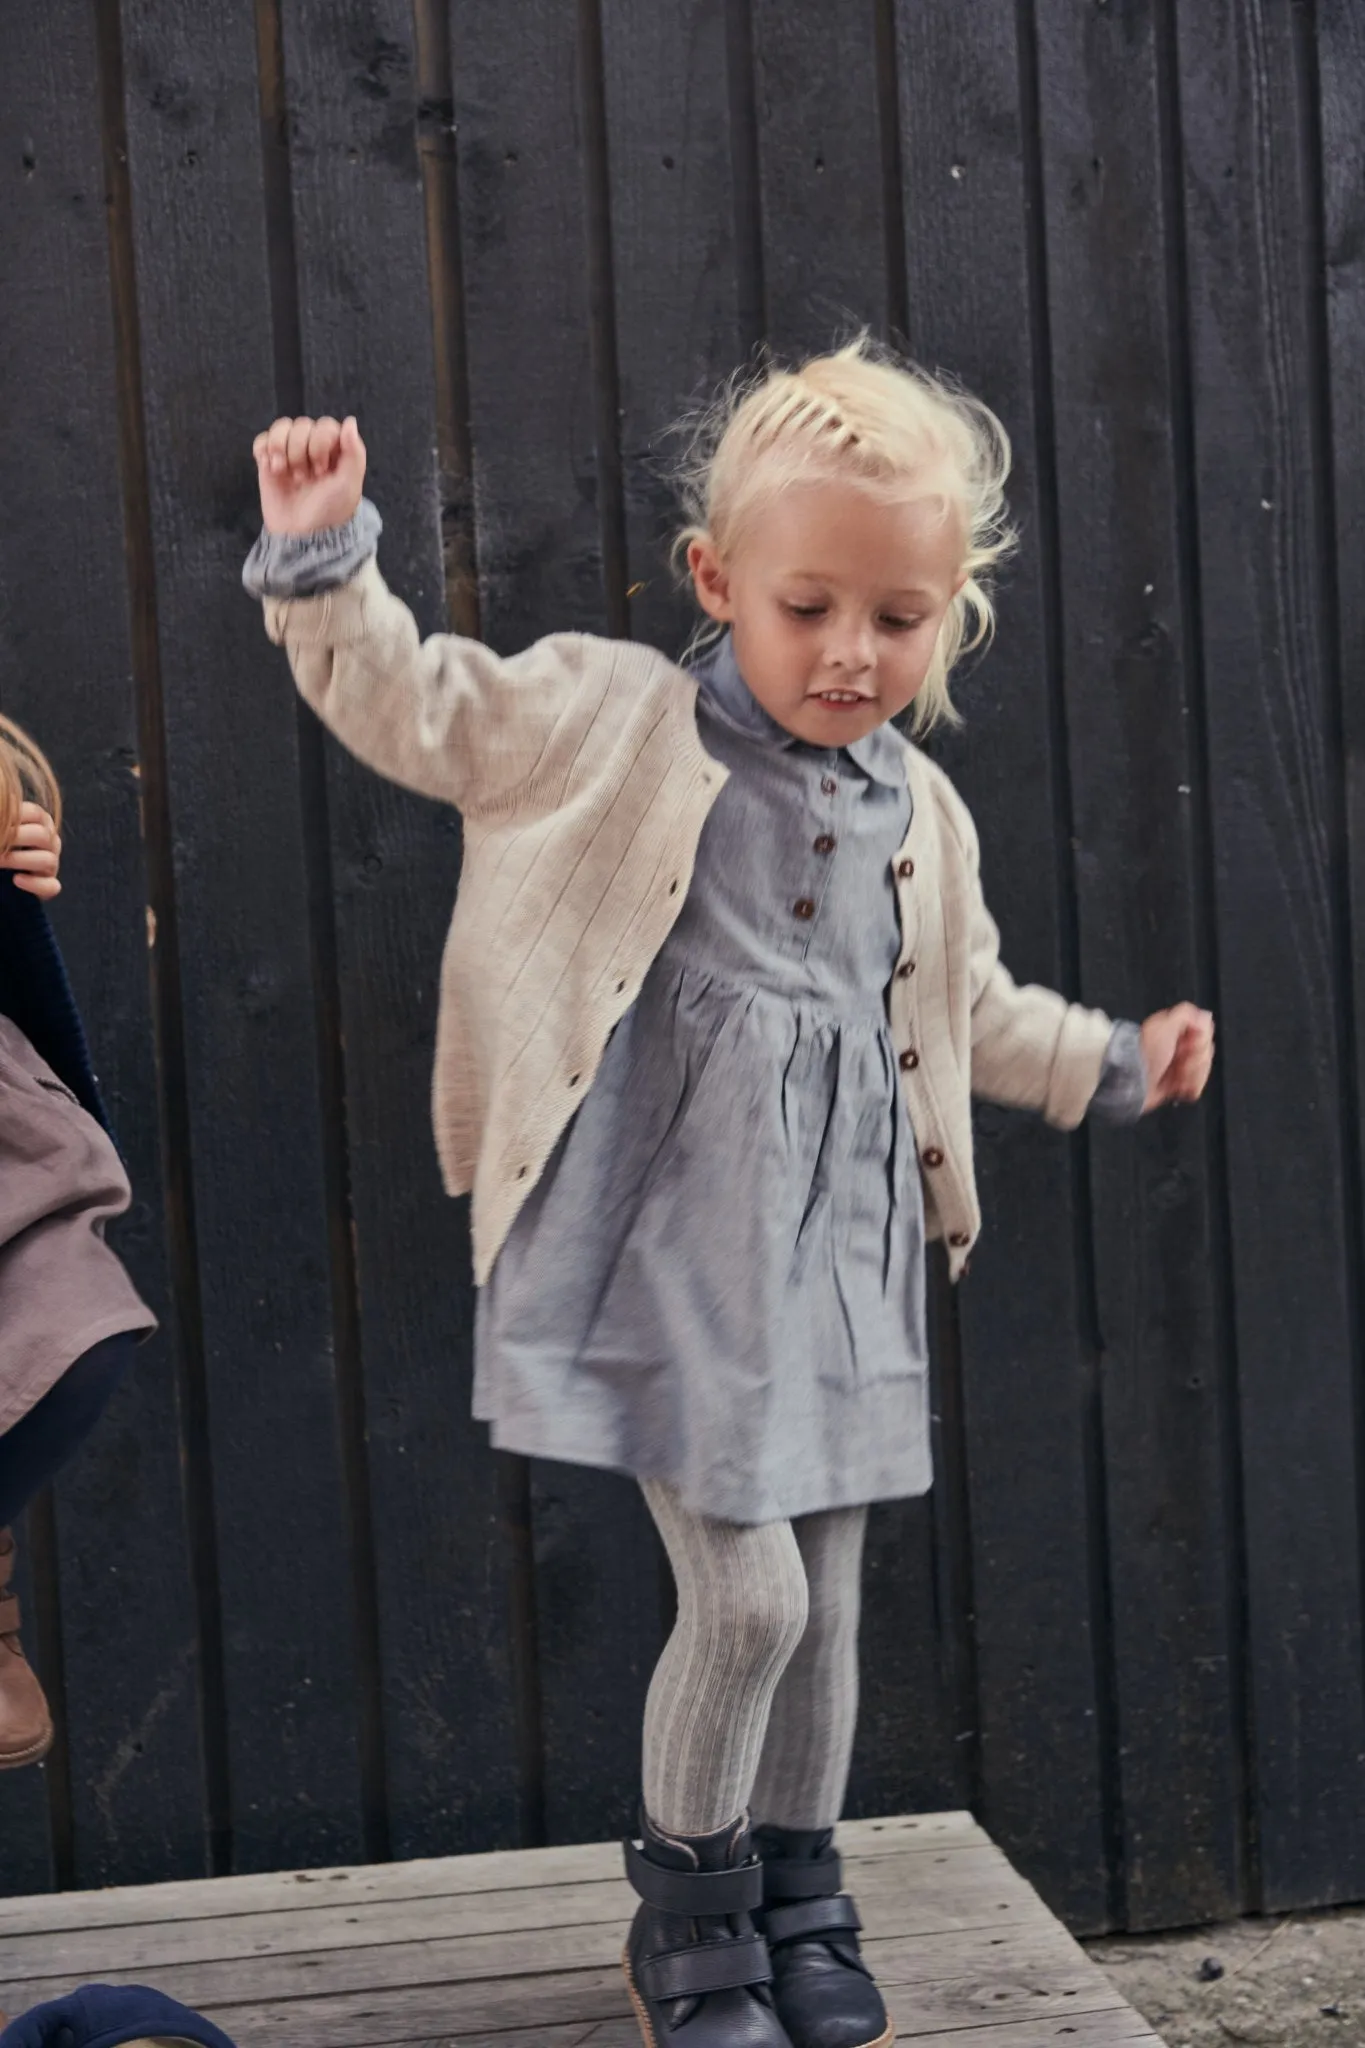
left=624, top=1809, right=793, bottom=2048
left=752, top=1826, right=892, bottom=2048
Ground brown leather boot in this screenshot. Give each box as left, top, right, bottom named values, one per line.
left=0, top=1528, right=54, bottom=1767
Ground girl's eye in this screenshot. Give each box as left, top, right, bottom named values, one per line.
left=784, top=603, right=826, bottom=620
left=880, top=615, right=922, bottom=633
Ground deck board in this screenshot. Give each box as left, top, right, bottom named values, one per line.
left=0, top=1816, right=1162, bottom=2048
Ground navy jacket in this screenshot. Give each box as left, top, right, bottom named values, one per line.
left=0, top=876, right=108, bottom=1133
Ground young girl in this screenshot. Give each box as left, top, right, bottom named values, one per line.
left=0, top=718, right=157, bottom=1768
left=246, top=341, right=1213, bottom=2048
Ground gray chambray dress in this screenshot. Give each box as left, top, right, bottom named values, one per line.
left=474, top=634, right=930, bottom=1524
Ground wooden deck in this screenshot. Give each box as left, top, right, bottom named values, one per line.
left=0, top=1815, right=1161, bottom=2048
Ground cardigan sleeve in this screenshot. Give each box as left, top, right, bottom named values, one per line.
left=952, top=808, right=1115, bottom=1130
left=255, top=553, right=610, bottom=814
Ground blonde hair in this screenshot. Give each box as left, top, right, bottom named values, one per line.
left=0, top=714, right=60, bottom=854
left=674, top=336, right=1015, bottom=731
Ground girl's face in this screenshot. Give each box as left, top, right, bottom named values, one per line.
left=688, top=478, right=967, bottom=750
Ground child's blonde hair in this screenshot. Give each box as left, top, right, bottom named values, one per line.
left=0, top=714, right=60, bottom=854
left=674, top=336, right=1015, bottom=731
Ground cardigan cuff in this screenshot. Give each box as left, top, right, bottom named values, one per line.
left=1089, top=1020, right=1148, bottom=1125
left=242, top=497, right=383, bottom=600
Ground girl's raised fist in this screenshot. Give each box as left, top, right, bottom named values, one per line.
left=253, top=414, right=367, bottom=536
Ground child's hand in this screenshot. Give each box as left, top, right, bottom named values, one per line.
left=2, top=802, right=61, bottom=900
left=1140, top=1003, right=1215, bottom=1110
left=253, top=414, right=367, bottom=536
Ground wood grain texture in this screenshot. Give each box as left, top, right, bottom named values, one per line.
left=891, top=0, right=1112, bottom=1932
left=1172, top=0, right=1365, bottom=1911
left=0, top=1821, right=1150, bottom=2048
left=750, top=0, right=888, bottom=352
left=600, top=0, right=747, bottom=655
left=0, top=1848, right=1033, bottom=1985
left=116, top=0, right=366, bottom=1872
left=1030, top=0, right=1244, bottom=1928
left=0, top=0, right=207, bottom=1887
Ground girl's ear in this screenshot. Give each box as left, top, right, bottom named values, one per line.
left=688, top=536, right=735, bottom=623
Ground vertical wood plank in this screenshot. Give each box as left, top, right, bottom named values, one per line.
left=750, top=0, right=887, bottom=353
left=1030, top=0, right=1245, bottom=1927
left=1316, top=0, right=1365, bottom=1891
left=0, top=0, right=209, bottom=1886
left=117, top=0, right=367, bottom=1871
left=1173, top=0, right=1365, bottom=1909
left=602, top=0, right=750, bottom=657
left=450, top=0, right=663, bottom=1844
left=276, top=0, right=524, bottom=1857
left=892, top=0, right=1114, bottom=1930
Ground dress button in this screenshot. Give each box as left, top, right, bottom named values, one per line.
left=948, top=1230, right=970, bottom=1248
left=897, top=857, right=915, bottom=879
left=793, top=897, right=816, bottom=921
left=821, top=776, right=837, bottom=796
left=899, top=1049, right=919, bottom=1072
left=896, top=959, right=916, bottom=979
left=813, top=834, right=836, bottom=855
left=922, top=1146, right=944, bottom=1168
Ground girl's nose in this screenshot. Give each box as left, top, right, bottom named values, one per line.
left=827, top=620, right=876, bottom=672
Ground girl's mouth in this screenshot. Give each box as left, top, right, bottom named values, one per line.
left=811, top=690, right=874, bottom=709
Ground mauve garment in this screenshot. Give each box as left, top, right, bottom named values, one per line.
left=0, top=1014, right=155, bottom=1436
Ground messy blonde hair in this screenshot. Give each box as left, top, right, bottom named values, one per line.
left=674, top=335, right=1015, bottom=731
left=0, top=714, right=61, bottom=853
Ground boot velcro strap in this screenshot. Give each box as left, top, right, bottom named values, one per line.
left=625, top=1839, right=764, bottom=1916
left=637, top=1933, right=773, bottom=2003
left=762, top=1850, right=843, bottom=1900
left=763, top=1895, right=862, bottom=1947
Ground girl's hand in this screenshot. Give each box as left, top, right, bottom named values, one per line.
left=1140, top=1003, right=1215, bottom=1110
left=253, top=414, right=367, bottom=536
left=2, top=802, right=62, bottom=900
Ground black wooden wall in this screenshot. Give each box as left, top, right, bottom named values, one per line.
left=2, top=0, right=1364, bottom=1937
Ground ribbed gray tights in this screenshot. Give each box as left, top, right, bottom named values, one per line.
left=641, top=1479, right=868, bottom=1836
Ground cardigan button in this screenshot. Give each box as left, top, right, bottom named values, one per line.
left=948, top=1231, right=970, bottom=1248
left=897, top=857, right=915, bottom=879
left=922, top=1146, right=944, bottom=1168
left=821, top=776, right=837, bottom=796
left=896, top=959, right=916, bottom=979
left=813, top=834, right=836, bottom=855
left=899, top=1048, right=919, bottom=1072
left=793, top=897, right=816, bottom=921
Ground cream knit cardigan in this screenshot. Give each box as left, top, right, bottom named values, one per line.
left=263, top=559, right=1115, bottom=1285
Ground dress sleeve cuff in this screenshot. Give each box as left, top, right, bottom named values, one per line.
left=1089, top=1020, right=1148, bottom=1125
left=242, top=497, right=383, bottom=600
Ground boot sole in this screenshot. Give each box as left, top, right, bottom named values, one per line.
left=622, top=1945, right=661, bottom=2048
left=0, top=1723, right=53, bottom=1769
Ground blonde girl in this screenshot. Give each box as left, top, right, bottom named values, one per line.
left=246, top=340, right=1213, bottom=2048
left=0, top=718, right=155, bottom=1768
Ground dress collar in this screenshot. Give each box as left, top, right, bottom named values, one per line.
left=692, top=633, right=908, bottom=788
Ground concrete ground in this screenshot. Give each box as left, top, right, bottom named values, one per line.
left=1086, top=1906, right=1365, bottom=2045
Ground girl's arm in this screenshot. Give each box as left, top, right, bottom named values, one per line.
left=952, top=799, right=1213, bottom=1123
left=245, top=415, right=593, bottom=813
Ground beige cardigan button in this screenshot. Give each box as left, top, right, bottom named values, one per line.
left=896, top=959, right=915, bottom=978
left=899, top=1049, right=919, bottom=1072
left=897, top=858, right=915, bottom=879
left=948, top=1230, right=970, bottom=1248
left=923, top=1146, right=944, bottom=1168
